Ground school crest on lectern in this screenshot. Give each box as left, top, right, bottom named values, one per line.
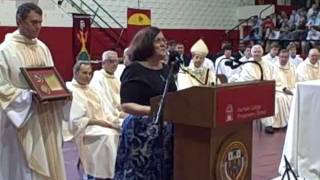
left=216, top=141, right=248, bottom=180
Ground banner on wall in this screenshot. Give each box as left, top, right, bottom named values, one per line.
left=127, top=8, right=151, bottom=42
left=72, top=13, right=91, bottom=61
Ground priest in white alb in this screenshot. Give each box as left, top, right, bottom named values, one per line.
left=90, top=50, right=127, bottom=123
left=177, top=39, right=219, bottom=90
left=272, top=49, right=296, bottom=128
left=0, top=3, right=66, bottom=180
left=262, top=42, right=280, bottom=66
left=296, top=48, right=320, bottom=82
left=67, top=61, right=120, bottom=180
left=238, top=44, right=275, bottom=133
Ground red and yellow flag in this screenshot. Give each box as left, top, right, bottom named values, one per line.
left=127, top=8, right=151, bottom=42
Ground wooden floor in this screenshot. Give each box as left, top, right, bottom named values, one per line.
left=252, top=120, right=286, bottom=180
left=63, top=120, right=287, bottom=180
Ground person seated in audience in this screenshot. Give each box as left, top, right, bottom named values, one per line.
left=272, top=49, right=297, bottom=129
left=237, top=45, right=274, bottom=133
left=243, top=16, right=262, bottom=44
left=68, top=61, right=120, bottom=180
left=307, top=3, right=318, bottom=19
left=306, top=27, right=320, bottom=48
left=177, top=39, right=218, bottom=89
left=287, top=43, right=303, bottom=67
left=90, top=50, right=127, bottom=123
left=289, top=9, right=300, bottom=29
left=296, top=48, right=320, bottom=81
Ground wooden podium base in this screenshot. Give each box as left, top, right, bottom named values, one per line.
left=174, top=122, right=252, bottom=180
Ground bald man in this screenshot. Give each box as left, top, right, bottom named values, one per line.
left=238, top=44, right=273, bottom=82
left=296, top=48, right=320, bottom=82
left=238, top=44, right=275, bottom=133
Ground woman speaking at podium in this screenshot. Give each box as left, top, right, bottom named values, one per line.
left=114, top=26, right=177, bottom=180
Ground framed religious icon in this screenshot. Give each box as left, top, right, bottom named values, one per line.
left=20, top=66, right=71, bottom=102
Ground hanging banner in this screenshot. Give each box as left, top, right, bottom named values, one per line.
left=72, top=13, right=91, bottom=61
left=127, top=8, right=151, bottom=42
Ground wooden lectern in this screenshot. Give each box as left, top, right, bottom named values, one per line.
left=152, top=80, right=275, bottom=180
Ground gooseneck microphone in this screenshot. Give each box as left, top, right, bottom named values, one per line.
left=224, top=59, right=264, bottom=81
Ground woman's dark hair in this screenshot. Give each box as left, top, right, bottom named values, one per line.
left=128, top=26, right=161, bottom=62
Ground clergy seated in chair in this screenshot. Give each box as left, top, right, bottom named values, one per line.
left=90, top=50, right=127, bottom=124
left=272, top=49, right=296, bottom=128
left=296, top=48, right=320, bottom=82
left=67, top=61, right=121, bottom=179
left=237, top=45, right=275, bottom=133
left=177, top=39, right=220, bottom=90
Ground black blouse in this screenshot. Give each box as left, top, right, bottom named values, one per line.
left=120, top=62, right=177, bottom=106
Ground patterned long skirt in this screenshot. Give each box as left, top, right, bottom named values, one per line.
left=114, top=115, right=173, bottom=180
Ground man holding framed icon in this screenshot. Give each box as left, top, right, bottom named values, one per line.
left=0, top=3, right=67, bottom=180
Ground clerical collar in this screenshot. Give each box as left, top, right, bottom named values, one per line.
left=268, top=53, right=276, bottom=59
left=102, top=69, right=115, bottom=78
left=8, top=30, right=38, bottom=45
left=277, top=61, right=290, bottom=70
left=306, top=58, right=319, bottom=68
left=71, top=79, right=89, bottom=89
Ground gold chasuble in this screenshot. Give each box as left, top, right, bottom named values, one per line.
left=90, top=69, right=125, bottom=121
left=296, top=58, right=320, bottom=82
left=272, top=61, right=297, bottom=128
left=0, top=30, right=66, bottom=180
left=67, top=80, right=119, bottom=178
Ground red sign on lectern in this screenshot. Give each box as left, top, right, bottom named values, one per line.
left=215, top=81, right=275, bottom=127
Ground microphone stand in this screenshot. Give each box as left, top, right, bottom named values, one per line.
left=225, top=59, right=264, bottom=81
left=152, top=59, right=178, bottom=180
left=281, top=155, right=298, bottom=180
left=215, top=57, right=231, bottom=84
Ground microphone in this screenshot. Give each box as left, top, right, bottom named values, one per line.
left=224, top=59, right=264, bottom=81
left=168, top=50, right=183, bottom=74
left=168, top=50, right=183, bottom=64
left=224, top=60, right=238, bottom=69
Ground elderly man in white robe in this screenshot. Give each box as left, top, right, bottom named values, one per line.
left=296, top=48, right=320, bottom=82
left=188, top=39, right=215, bottom=72
left=68, top=61, right=120, bottom=180
left=90, top=50, right=127, bottom=123
left=0, top=3, right=67, bottom=180
left=177, top=39, right=218, bottom=90
left=238, top=44, right=275, bottom=133
left=272, top=49, right=296, bottom=128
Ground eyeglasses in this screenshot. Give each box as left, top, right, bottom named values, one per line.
left=104, top=59, right=119, bottom=64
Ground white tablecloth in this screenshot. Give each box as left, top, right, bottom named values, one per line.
left=278, top=80, right=320, bottom=179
